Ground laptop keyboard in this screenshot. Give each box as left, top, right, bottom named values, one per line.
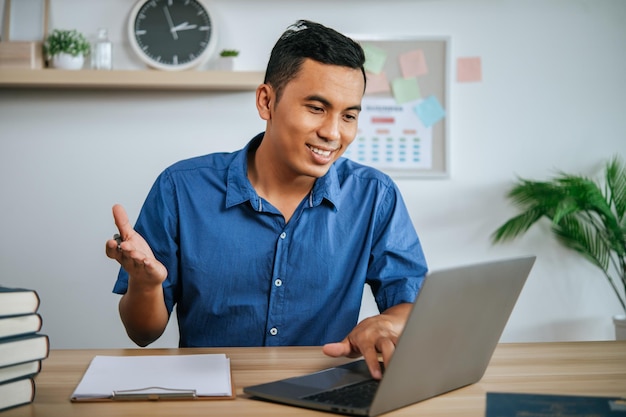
left=302, top=379, right=380, bottom=409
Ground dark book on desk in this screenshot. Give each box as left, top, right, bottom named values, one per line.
left=0, top=287, right=40, bottom=317
left=0, top=333, right=49, bottom=369
left=0, top=377, right=36, bottom=412
left=0, top=313, right=43, bottom=340
left=0, top=360, right=41, bottom=384
left=486, top=392, right=626, bottom=417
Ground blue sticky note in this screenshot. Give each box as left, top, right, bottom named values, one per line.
left=391, top=77, right=421, bottom=104
left=362, top=44, right=387, bottom=74
left=414, top=95, right=446, bottom=127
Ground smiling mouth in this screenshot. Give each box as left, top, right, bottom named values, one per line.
left=307, top=144, right=334, bottom=157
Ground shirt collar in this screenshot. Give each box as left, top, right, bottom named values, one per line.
left=310, top=162, right=339, bottom=209
left=225, top=133, right=340, bottom=211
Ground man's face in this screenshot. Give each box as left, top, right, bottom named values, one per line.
left=261, top=59, right=364, bottom=180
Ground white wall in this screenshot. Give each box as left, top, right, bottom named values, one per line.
left=1, top=0, right=624, bottom=348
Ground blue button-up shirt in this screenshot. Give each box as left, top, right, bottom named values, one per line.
left=113, top=134, right=427, bottom=347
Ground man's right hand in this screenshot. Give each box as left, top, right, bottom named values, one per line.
left=106, top=204, right=170, bottom=346
left=105, top=204, right=167, bottom=288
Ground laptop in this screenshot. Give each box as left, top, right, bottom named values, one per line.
left=244, top=255, right=536, bottom=416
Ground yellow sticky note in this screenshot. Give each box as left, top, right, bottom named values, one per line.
left=391, top=77, right=421, bottom=104
left=362, top=44, right=387, bottom=74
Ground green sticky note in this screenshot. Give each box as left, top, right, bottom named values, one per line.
left=362, top=44, right=387, bottom=74
left=391, top=77, right=421, bottom=104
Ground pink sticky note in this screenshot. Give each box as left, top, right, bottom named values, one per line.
left=399, top=49, right=428, bottom=78
left=365, top=71, right=391, bottom=94
left=457, top=57, right=482, bottom=82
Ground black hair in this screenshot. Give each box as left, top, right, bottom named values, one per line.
left=263, top=20, right=366, bottom=101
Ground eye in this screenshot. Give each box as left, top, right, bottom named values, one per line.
left=343, top=113, right=359, bottom=122
left=307, top=105, right=324, bottom=113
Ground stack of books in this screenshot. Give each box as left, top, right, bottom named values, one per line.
left=0, top=286, right=50, bottom=412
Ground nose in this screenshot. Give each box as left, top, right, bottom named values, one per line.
left=318, top=114, right=341, bottom=143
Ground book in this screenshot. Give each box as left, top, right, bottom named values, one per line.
left=486, top=392, right=626, bottom=417
left=0, top=287, right=40, bottom=317
left=0, top=333, right=49, bottom=369
left=71, top=354, right=234, bottom=401
left=0, top=314, right=43, bottom=340
left=0, top=360, right=41, bottom=384
left=0, top=377, right=36, bottom=412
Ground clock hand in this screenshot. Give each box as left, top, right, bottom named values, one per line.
left=162, top=6, right=178, bottom=40
left=172, top=22, right=198, bottom=32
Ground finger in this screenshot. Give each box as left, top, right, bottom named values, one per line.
left=112, top=204, right=133, bottom=239
left=105, top=238, right=120, bottom=259
left=378, top=338, right=396, bottom=370
left=361, top=346, right=383, bottom=380
left=322, top=340, right=354, bottom=358
left=105, top=241, right=135, bottom=266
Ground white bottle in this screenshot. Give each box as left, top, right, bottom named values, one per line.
left=92, top=28, right=112, bottom=70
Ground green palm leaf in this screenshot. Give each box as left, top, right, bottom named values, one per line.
left=607, top=156, right=626, bottom=219
left=492, top=155, right=626, bottom=313
left=553, top=215, right=609, bottom=271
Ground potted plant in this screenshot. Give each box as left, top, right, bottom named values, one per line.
left=491, top=155, right=626, bottom=339
left=216, top=49, right=239, bottom=71
left=43, top=29, right=90, bottom=70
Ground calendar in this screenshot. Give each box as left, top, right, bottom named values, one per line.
left=344, top=97, right=433, bottom=170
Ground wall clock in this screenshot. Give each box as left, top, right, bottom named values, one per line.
left=128, top=0, right=218, bottom=71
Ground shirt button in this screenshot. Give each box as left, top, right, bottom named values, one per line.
left=274, top=278, right=282, bottom=287
left=280, top=232, right=286, bottom=239
left=269, top=327, right=278, bottom=336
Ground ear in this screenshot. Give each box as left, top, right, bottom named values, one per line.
left=256, top=83, right=274, bottom=121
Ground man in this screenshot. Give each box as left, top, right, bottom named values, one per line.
left=105, top=20, right=427, bottom=380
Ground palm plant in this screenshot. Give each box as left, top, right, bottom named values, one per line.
left=492, top=155, right=626, bottom=314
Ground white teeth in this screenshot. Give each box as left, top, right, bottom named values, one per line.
left=310, top=146, right=331, bottom=157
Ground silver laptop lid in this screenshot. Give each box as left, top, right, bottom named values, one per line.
left=369, top=255, right=535, bottom=416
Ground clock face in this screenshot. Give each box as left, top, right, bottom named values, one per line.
left=129, top=0, right=217, bottom=70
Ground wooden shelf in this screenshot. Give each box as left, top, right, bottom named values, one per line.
left=0, top=69, right=264, bottom=91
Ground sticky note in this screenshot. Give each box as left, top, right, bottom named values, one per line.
left=362, top=44, right=387, bottom=74
left=457, top=56, right=482, bottom=82
left=391, top=77, right=421, bottom=104
left=414, top=96, right=446, bottom=127
left=365, top=71, right=391, bottom=94
left=399, top=49, right=428, bottom=78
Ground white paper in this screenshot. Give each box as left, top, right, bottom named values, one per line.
left=71, top=354, right=232, bottom=399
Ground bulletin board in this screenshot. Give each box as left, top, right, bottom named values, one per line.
left=344, top=36, right=450, bottom=178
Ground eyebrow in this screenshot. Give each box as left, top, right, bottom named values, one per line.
left=305, top=95, right=362, bottom=112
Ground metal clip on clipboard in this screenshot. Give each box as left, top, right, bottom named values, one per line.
left=112, top=386, right=197, bottom=401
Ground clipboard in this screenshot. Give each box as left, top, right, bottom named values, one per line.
left=70, top=354, right=235, bottom=402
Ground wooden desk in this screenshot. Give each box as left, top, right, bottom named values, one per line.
left=3, top=341, right=626, bottom=416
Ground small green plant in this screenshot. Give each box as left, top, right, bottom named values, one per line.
left=219, top=49, right=239, bottom=57
left=43, top=29, right=91, bottom=57
left=492, top=155, right=626, bottom=313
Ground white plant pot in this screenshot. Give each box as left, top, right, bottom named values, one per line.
left=613, top=314, right=626, bottom=340
left=216, top=56, right=237, bottom=71
left=52, top=53, right=85, bottom=70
